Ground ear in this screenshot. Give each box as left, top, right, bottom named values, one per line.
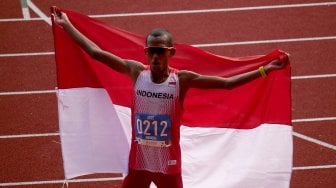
left=169, top=48, right=176, bottom=57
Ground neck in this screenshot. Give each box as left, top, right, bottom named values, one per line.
left=151, top=70, right=169, bottom=84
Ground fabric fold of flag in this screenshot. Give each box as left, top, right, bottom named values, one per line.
left=52, top=9, right=292, bottom=188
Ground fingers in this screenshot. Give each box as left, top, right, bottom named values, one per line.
left=267, top=52, right=290, bottom=71
left=270, top=57, right=282, bottom=66
left=268, top=57, right=284, bottom=69
left=50, top=6, right=62, bottom=16
left=279, top=53, right=290, bottom=65
left=50, top=6, right=64, bottom=23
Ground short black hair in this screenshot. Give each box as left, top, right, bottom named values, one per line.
left=146, top=28, right=174, bottom=47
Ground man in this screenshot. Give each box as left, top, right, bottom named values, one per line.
left=52, top=8, right=288, bottom=188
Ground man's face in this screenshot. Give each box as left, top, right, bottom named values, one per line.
left=145, top=35, right=175, bottom=74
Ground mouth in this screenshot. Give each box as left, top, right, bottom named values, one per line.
left=151, top=61, right=160, bottom=66
left=150, top=62, right=162, bottom=72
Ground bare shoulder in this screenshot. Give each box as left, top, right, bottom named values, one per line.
left=177, top=70, right=201, bottom=87
left=178, top=70, right=200, bottom=80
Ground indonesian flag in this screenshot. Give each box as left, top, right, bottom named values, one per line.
left=52, top=9, right=292, bottom=188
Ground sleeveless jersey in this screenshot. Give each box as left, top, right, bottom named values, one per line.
left=129, top=67, right=182, bottom=174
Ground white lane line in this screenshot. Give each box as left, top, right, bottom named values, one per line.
left=292, top=74, right=336, bottom=80
left=0, top=133, right=59, bottom=139
left=293, top=131, right=336, bottom=151
left=0, top=90, right=56, bottom=96
left=0, top=177, right=123, bottom=187
left=293, top=164, right=336, bottom=170
left=292, top=117, right=336, bottom=123
left=0, top=52, right=54, bottom=57
left=1, top=2, right=336, bottom=22
left=27, top=0, right=51, bottom=25
left=90, top=2, right=336, bottom=18
left=21, top=8, right=30, bottom=19
left=193, top=36, right=336, bottom=47
left=20, top=0, right=30, bottom=19
left=0, top=17, right=42, bottom=22
left=0, top=165, right=335, bottom=186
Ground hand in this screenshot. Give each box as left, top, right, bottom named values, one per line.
left=51, top=6, right=69, bottom=27
left=264, top=53, right=290, bottom=72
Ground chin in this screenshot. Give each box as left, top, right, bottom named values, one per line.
left=150, top=65, right=162, bottom=72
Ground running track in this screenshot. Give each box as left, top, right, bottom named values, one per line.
left=0, top=0, right=335, bottom=187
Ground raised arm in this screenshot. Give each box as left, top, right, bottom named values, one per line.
left=179, top=54, right=289, bottom=94
left=51, top=7, right=144, bottom=81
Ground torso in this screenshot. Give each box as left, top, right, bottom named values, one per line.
left=129, top=67, right=182, bottom=174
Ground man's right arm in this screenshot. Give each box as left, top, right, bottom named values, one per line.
left=52, top=8, right=144, bottom=80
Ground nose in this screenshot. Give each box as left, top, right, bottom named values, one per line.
left=151, top=53, right=160, bottom=61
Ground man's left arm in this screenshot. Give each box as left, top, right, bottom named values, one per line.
left=179, top=53, right=289, bottom=90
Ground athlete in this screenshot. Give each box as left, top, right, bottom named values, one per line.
left=52, top=7, right=289, bottom=188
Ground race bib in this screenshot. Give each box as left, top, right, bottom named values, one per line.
left=135, top=113, right=171, bottom=147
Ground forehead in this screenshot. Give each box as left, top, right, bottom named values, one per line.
left=146, top=35, right=169, bottom=47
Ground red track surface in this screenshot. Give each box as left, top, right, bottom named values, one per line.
left=1, top=0, right=335, bottom=187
